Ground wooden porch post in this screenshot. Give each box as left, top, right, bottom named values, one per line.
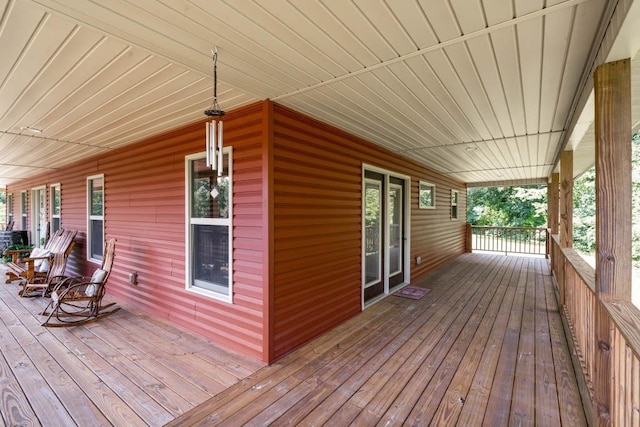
left=559, top=151, right=573, bottom=248
left=548, top=173, right=560, bottom=235
left=594, top=58, right=632, bottom=426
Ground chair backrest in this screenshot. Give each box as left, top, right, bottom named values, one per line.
left=88, top=238, right=116, bottom=298
left=100, top=238, right=117, bottom=278
left=45, top=229, right=77, bottom=256
left=43, top=228, right=66, bottom=251
left=43, top=222, right=51, bottom=246
left=47, top=252, right=68, bottom=282
left=5, top=220, right=14, bottom=231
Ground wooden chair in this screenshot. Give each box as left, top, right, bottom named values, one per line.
left=4, top=229, right=77, bottom=283
left=19, top=252, right=68, bottom=298
left=41, top=238, right=118, bottom=327
left=5, top=220, right=14, bottom=231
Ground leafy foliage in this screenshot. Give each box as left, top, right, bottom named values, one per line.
left=570, top=131, right=639, bottom=265
left=1, top=242, right=32, bottom=263
left=467, top=185, right=547, bottom=227
left=573, top=168, right=596, bottom=254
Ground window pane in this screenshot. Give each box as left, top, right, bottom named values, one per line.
left=191, top=157, right=229, bottom=219
left=419, top=183, right=435, bottom=209
left=192, top=224, right=229, bottom=292
left=364, top=182, right=381, bottom=285
left=389, top=186, right=402, bottom=274
left=91, top=178, right=103, bottom=216
left=52, top=187, right=61, bottom=215
left=90, top=219, right=103, bottom=260
left=52, top=217, right=61, bottom=233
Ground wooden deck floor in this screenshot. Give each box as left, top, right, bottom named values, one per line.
left=0, top=270, right=263, bottom=426
left=1, top=253, right=586, bottom=426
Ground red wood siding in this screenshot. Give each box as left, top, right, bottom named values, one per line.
left=6, top=100, right=466, bottom=364
left=271, top=104, right=466, bottom=359
left=6, top=102, right=269, bottom=362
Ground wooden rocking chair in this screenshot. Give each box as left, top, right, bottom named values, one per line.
left=19, top=252, right=68, bottom=297
left=41, top=238, right=118, bottom=327
left=4, top=228, right=77, bottom=283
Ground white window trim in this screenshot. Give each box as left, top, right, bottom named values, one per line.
left=184, top=148, right=233, bottom=303
left=50, top=183, right=61, bottom=223
left=31, top=185, right=47, bottom=248
left=418, top=181, right=436, bottom=209
left=87, top=174, right=104, bottom=264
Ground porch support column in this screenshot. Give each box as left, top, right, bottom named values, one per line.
left=548, top=173, right=559, bottom=235
left=559, top=151, right=573, bottom=248
left=594, top=58, right=632, bottom=426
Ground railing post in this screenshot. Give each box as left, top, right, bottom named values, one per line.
left=465, top=223, right=472, bottom=253
left=594, top=58, right=632, bottom=426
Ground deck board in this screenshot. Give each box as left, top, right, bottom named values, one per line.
left=170, top=253, right=586, bottom=427
left=456, top=256, right=523, bottom=426
left=0, top=254, right=586, bottom=426
left=0, top=268, right=263, bottom=427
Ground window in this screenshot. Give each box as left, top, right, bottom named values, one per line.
left=50, top=184, right=61, bottom=233
left=20, top=191, right=27, bottom=230
left=185, top=149, right=232, bottom=301
left=451, top=189, right=459, bottom=220
left=419, top=181, right=436, bottom=209
left=7, top=193, right=13, bottom=226
left=87, top=175, right=104, bottom=262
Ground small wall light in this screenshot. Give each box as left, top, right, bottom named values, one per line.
left=128, top=272, right=138, bottom=285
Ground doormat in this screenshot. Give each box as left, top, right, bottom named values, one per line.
left=394, top=286, right=431, bottom=300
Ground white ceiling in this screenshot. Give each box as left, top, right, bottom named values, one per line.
left=0, top=0, right=638, bottom=188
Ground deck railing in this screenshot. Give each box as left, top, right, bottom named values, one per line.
left=467, top=225, right=548, bottom=256
left=550, top=234, right=640, bottom=425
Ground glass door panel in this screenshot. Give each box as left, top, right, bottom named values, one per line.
left=388, top=179, right=404, bottom=288
left=389, top=184, right=402, bottom=276
left=364, top=179, right=381, bottom=286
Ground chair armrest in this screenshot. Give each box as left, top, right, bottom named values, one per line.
left=55, top=280, right=101, bottom=301
left=50, top=276, right=91, bottom=294
left=18, top=255, right=50, bottom=263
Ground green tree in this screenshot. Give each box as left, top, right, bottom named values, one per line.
left=573, top=168, right=596, bottom=253
left=467, top=185, right=547, bottom=227
left=573, top=130, right=639, bottom=266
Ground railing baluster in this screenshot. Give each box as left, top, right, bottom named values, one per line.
left=468, top=225, right=548, bottom=256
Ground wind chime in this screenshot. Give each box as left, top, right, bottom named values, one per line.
left=204, top=47, right=225, bottom=199
left=205, top=47, right=225, bottom=174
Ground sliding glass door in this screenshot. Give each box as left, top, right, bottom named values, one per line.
left=363, top=169, right=408, bottom=306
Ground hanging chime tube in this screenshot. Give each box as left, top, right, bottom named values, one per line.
left=217, top=121, right=223, bottom=176
left=210, top=120, right=217, bottom=172
left=205, top=122, right=211, bottom=167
